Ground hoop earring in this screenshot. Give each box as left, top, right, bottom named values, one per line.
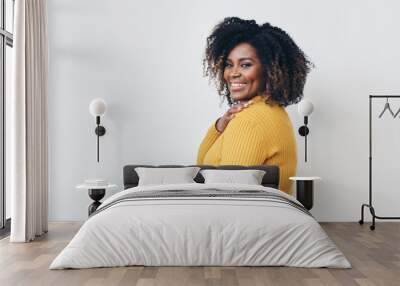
left=265, top=82, right=270, bottom=93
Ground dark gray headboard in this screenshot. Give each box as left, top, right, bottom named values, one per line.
left=123, top=165, right=279, bottom=189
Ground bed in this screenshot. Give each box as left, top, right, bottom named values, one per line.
left=50, top=165, right=350, bottom=269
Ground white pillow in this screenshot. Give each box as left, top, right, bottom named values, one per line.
left=135, top=167, right=200, bottom=186
left=200, top=169, right=266, bottom=185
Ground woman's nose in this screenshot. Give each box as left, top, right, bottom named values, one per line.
left=230, top=67, right=241, bottom=78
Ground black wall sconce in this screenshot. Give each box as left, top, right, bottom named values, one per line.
left=297, top=99, right=314, bottom=162
left=89, top=98, right=107, bottom=162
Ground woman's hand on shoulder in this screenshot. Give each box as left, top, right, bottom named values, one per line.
left=215, top=100, right=253, bottom=132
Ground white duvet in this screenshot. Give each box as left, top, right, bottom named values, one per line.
left=50, top=183, right=351, bottom=269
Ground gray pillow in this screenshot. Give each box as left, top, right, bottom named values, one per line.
left=200, top=169, right=266, bottom=185
left=135, top=167, right=200, bottom=186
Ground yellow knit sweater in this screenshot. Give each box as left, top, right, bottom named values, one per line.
left=197, top=95, right=297, bottom=195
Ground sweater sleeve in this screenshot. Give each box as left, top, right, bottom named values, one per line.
left=196, top=121, right=221, bottom=164
left=219, top=118, right=267, bottom=165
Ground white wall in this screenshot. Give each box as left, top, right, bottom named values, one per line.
left=47, top=0, right=400, bottom=221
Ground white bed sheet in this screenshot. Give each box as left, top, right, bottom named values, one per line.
left=50, top=183, right=351, bottom=269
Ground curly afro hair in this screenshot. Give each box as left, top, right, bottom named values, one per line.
left=204, top=17, right=313, bottom=106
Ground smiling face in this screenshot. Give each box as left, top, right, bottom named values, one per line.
left=223, top=42, right=265, bottom=102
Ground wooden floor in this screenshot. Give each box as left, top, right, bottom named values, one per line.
left=0, top=222, right=399, bottom=286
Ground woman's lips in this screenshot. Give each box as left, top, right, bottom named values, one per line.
left=230, top=83, right=247, bottom=92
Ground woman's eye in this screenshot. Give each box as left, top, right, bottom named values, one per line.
left=224, top=62, right=252, bottom=69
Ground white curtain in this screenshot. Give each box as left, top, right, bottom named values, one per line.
left=9, top=0, right=48, bottom=242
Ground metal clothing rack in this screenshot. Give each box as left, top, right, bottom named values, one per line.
left=359, top=95, right=400, bottom=230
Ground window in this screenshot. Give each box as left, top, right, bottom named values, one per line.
left=0, top=0, right=14, bottom=233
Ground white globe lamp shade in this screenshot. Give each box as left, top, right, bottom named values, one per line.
left=298, top=99, right=314, bottom=116
left=89, top=98, right=107, bottom=117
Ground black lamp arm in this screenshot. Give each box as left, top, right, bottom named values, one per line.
left=298, top=115, right=310, bottom=162
left=94, top=116, right=106, bottom=162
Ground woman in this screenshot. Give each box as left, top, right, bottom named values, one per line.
left=197, top=17, right=312, bottom=195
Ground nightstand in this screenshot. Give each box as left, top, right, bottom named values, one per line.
left=76, top=183, right=117, bottom=216
left=289, top=177, right=321, bottom=210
